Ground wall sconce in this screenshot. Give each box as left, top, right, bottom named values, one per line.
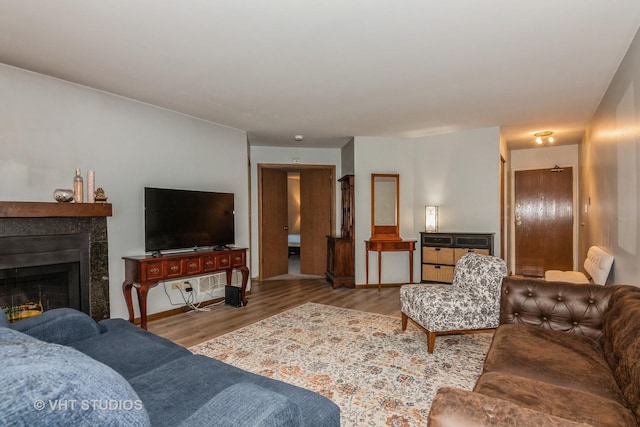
left=425, top=205, right=438, bottom=233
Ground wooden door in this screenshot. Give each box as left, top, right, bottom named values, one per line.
left=260, top=168, right=289, bottom=279
left=514, top=167, right=573, bottom=276
left=300, top=169, right=334, bottom=275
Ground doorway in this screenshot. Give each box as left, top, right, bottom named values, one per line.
left=258, top=164, right=335, bottom=280
left=514, top=166, right=573, bottom=277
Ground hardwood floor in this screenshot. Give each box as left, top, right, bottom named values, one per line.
left=148, top=277, right=402, bottom=348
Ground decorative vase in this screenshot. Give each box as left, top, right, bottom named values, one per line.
left=53, top=189, right=75, bottom=203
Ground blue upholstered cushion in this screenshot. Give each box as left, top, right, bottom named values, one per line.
left=0, top=327, right=150, bottom=426
left=130, top=355, right=340, bottom=427
left=11, top=307, right=101, bottom=345
left=70, top=318, right=191, bottom=379
left=0, top=309, right=9, bottom=328
left=178, top=383, right=303, bottom=427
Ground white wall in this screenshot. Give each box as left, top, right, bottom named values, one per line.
left=0, top=64, right=249, bottom=319
left=354, top=127, right=502, bottom=285
left=580, top=25, right=640, bottom=285
left=510, top=145, right=580, bottom=271
left=248, top=146, right=342, bottom=276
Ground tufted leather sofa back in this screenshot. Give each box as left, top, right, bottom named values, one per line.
left=601, top=285, right=640, bottom=423
left=500, top=276, right=617, bottom=341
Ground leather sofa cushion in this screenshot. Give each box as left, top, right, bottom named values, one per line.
left=484, top=324, right=625, bottom=405
left=474, top=372, right=636, bottom=427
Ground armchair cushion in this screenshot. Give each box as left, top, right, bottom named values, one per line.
left=401, top=284, right=500, bottom=332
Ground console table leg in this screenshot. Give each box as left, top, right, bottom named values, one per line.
left=122, top=280, right=135, bottom=323
left=135, top=285, right=150, bottom=330
left=377, top=250, right=382, bottom=292
left=365, top=246, right=369, bottom=288
left=239, top=266, right=249, bottom=306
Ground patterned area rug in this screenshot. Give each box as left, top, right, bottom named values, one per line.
left=190, top=302, right=492, bottom=426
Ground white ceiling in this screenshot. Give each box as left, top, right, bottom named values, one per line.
left=1, top=1, right=639, bottom=150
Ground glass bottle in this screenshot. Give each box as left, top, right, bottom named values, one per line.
left=73, top=168, right=84, bottom=203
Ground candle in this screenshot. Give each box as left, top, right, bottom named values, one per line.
left=87, top=170, right=95, bottom=203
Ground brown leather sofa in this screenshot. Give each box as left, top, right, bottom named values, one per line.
left=427, top=276, right=640, bottom=426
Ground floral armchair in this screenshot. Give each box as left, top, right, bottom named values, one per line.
left=400, top=252, right=507, bottom=353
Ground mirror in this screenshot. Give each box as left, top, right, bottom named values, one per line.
left=370, top=173, right=400, bottom=240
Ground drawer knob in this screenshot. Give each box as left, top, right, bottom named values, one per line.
left=150, top=267, right=160, bottom=274
left=170, top=265, right=179, bottom=272
left=188, top=262, right=197, bottom=268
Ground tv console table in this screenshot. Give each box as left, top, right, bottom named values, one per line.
left=122, top=248, right=249, bottom=330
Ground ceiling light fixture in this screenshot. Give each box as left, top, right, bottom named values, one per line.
left=294, top=135, right=304, bottom=142
left=534, top=131, right=554, bottom=145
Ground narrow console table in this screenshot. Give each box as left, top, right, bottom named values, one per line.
left=365, top=239, right=416, bottom=291
left=122, top=248, right=249, bottom=330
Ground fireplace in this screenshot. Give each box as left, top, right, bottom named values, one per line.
left=0, top=234, right=89, bottom=321
left=0, top=201, right=112, bottom=320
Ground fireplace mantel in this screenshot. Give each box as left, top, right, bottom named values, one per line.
left=0, top=202, right=112, bottom=218
left=0, top=202, right=112, bottom=320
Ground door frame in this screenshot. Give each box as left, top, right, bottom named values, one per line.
left=509, top=165, right=579, bottom=273
left=257, top=163, right=336, bottom=280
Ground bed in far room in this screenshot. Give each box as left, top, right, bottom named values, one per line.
left=288, top=233, right=300, bottom=257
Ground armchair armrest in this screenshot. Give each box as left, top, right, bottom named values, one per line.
left=11, top=307, right=101, bottom=345
left=428, top=387, right=589, bottom=426
left=499, top=276, right=616, bottom=340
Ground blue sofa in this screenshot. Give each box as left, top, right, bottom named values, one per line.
left=0, top=308, right=340, bottom=426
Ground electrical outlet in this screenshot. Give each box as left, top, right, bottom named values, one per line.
left=171, top=281, right=192, bottom=291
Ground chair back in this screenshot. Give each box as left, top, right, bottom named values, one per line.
left=584, top=246, right=614, bottom=285
left=452, top=252, right=507, bottom=299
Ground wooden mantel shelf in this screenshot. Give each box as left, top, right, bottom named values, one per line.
left=0, top=201, right=112, bottom=218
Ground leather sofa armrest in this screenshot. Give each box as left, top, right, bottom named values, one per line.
left=499, top=276, right=616, bottom=340
left=428, top=387, right=589, bottom=427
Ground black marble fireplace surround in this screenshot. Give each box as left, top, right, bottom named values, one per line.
left=0, top=216, right=110, bottom=320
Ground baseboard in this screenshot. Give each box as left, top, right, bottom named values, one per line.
left=355, top=283, right=406, bottom=289
left=131, top=291, right=251, bottom=325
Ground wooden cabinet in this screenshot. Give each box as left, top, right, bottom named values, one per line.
left=420, top=232, right=494, bottom=283
left=122, top=248, right=249, bottom=329
left=326, top=175, right=355, bottom=288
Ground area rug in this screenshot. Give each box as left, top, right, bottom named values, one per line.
left=190, top=302, right=492, bottom=426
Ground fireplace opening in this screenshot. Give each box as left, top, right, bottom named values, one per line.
left=0, top=234, right=90, bottom=322
left=0, top=262, right=80, bottom=322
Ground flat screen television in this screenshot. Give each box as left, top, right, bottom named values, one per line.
left=144, top=187, right=235, bottom=253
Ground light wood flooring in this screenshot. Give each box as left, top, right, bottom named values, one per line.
left=148, top=277, right=402, bottom=348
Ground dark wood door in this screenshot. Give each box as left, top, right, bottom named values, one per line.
left=300, top=169, right=334, bottom=275
left=514, top=167, right=573, bottom=276
left=260, top=168, right=289, bottom=279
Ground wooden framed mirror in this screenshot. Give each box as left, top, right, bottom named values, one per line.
left=370, top=173, right=400, bottom=241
